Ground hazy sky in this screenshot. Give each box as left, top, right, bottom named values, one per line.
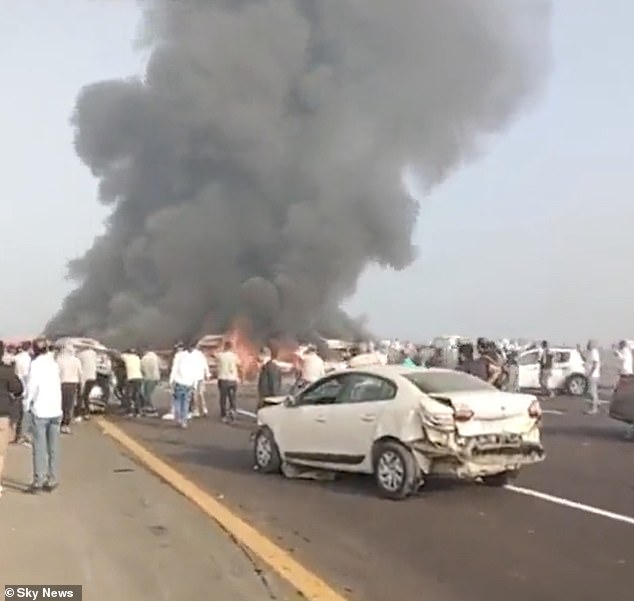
left=2, top=0, right=633, bottom=343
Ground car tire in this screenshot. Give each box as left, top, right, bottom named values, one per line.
left=481, top=470, right=515, bottom=487
left=253, top=427, right=281, bottom=474
left=565, top=374, right=588, bottom=397
left=373, top=441, right=419, bottom=500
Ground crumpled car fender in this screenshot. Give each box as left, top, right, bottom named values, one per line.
left=372, top=406, right=428, bottom=445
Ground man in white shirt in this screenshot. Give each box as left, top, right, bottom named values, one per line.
left=169, top=342, right=198, bottom=428
left=11, top=340, right=32, bottom=445
left=216, top=341, right=241, bottom=423
left=190, top=345, right=210, bottom=417
left=585, top=340, right=601, bottom=415
left=121, top=349, right=143, bottom=417
left=162, top=344, right=183, bottom=420
left=77, top=346, right=98, bottom=421
left=24, top=339, right=63, bottom=493
left=96, top=352, right=113, bottom=407
left=140, top=349, right=161, bottom=414
left=56, top=345, right=83, bottom=434
left=614, top=340, right=633, bottom=376
left=14, top=342, right=32, bottom=386
left=299, top=346, right=325, bottom=385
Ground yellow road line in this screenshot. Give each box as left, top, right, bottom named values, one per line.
left=96, top=417, right=350, bottom=601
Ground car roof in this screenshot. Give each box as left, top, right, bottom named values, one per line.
left=56, top=337, right=108, bottom=351
left=331, top=365, right=454, bottom=378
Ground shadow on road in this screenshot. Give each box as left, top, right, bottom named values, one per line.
left=164, top=435, right=481, bottom=501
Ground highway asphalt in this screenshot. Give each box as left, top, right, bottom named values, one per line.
left=113, top=385, right=634, bottom=601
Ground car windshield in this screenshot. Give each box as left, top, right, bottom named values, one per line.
left=404, top=370, right=496, bottom=394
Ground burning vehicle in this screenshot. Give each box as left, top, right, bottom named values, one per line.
left=253, top=365, right=545, bottom=500
left=196, top=324, right=299, bottom=381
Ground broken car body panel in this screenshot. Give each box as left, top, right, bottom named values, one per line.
left=257, top=366, right=545, bottom=481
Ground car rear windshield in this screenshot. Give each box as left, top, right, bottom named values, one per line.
left=404, top=371, right=496, bottom=394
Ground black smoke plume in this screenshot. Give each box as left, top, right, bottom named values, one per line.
left=46, top=0, right=551, bottom=347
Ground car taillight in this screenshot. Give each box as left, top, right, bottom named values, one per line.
left=453, top=405, right=474, bottom=421
left=528, top=399, right=542, bottom=419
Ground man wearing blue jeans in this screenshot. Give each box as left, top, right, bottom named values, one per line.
left=23, top=340, right=63, bottom=493
left=169, top=342, right=197, bottom=428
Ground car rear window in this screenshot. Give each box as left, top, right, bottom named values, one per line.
left=404, top=371, right=496, bottom=394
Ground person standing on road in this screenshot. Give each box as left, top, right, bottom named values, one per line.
left=216, top=340, right=241, bottom=423
left=257, top=347, right=282, bottom=410
left=121, top=349, right=143, bottom=417
left=163, top=343, right=185, bottom=420
left=299, top=345, right=325, bottom=384
left=584, top=340, right=601, bottom=415
left=77, top=346, right=98, bottom=421
left=614, top=340, right=633, bottom=376
left=23, top=339, right=63, bottom=494
left=614, top=341, right=634, bottom=439
left=538, top=340, right=554, bottom=398
left=56, top=345, right=83, bottom=434
left=140, top=348, right=161, bottom=415
left=11, top=341, right=32, bottom=446
left=0, top=341, right=24, bottom=499
left=14, top=342, right=32, bottom=387
left=168, top=342, right=198, bottom=428
left=95, top=351, right=113, bottom=408
left=190, top=344, right=210, bottom=417
left=505, top=348, right=520, bottom=393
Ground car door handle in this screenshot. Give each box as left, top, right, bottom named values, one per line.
left=361, top=414, right=376, bottom=422
left=315, top=415, right=327, bottom=423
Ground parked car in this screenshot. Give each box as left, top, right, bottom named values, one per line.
left=608, top=374, right=634, bottom=427
left=517, top=347, right=587, bottom=396
left=253, top=366, right=544, bottom=500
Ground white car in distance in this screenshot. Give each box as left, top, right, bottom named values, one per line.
left=253, top=366, right=545, bottom=500
left=517, top=347, right=587, bottom=396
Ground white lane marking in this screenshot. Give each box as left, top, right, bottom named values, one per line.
left=542, top=409, right=564, bottom=415
left=239, top=406, right=633, bottom=526
left=505, top=485, right=634, bottom=526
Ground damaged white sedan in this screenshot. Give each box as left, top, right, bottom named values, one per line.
left=253, top=366, right=545, bottom=500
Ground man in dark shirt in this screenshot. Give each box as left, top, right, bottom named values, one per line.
left=257, top=347, right=282, bottom=409
left=0, top=340, right=25, bottom=496
left=457, top=343, right=487, bottom=379
left=538, top=340, right=554, bottom=397
left=459, top=342, right=499, bottom=384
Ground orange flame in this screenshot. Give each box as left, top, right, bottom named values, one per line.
left=225, top=318, right=260, bottom=381
left=224, top=317, right=300, bottom=381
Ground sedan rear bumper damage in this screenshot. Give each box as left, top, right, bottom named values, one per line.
left=410, top=426, right=545, bottom=479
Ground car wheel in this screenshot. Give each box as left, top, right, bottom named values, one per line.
left=253, top=427, right=281, bottom=474
left=482, top=470, right=515, bottom=487
left=373, top=441, right=418, bottom=500
left=566, top=374, right=587, bottom=397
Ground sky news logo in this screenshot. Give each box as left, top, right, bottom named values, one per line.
left=5, top=586, right=82, bottom=600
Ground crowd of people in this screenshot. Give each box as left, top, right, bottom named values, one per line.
left=0, top=339, right=176, bottom=497
left=2, top=332, right=632, bottom=496
left=0, top=339, right=66, bottom=497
